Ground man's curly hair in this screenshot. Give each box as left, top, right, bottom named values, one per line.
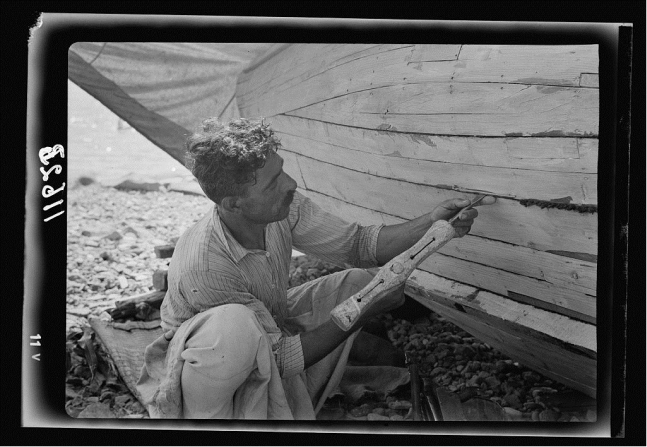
left=185, top=118, right=282, bottom=204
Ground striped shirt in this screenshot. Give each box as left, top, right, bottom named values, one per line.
left=159, top=190, right=383, bottom=378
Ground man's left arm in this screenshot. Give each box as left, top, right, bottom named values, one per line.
left=374, top=196, right=496, bottom=265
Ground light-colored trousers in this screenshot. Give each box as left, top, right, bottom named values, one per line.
left=138, top=269, right=372, bottom=419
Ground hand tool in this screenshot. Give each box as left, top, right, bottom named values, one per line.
left=330, top=195, right=487, bottom=331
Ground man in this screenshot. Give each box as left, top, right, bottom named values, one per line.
left=137, top=118, right=494, bottom=419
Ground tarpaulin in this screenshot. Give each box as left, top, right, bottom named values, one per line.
left=68, top=42, right=278, bottom=163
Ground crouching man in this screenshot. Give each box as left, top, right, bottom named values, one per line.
left=136, top=118, right=493, bottom=419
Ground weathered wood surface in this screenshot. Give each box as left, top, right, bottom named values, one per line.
left=273, top=116, right=597, bottom=204
left=287, top=153, right=598, bottom=255
left=271, top=114, right=598, bottom=174
left=238, top=44, right=599, bottom=130
left=287, top=82, right=598, bottom=137
left=406, top=270, right=596, bottom=397
left=239, top=43, right=599, bottom=393
left=293, top=186, right=596, bottom=322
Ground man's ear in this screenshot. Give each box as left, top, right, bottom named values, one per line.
left=220, top=196, right=242, bottom=214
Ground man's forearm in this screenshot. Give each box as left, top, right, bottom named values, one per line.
left=375, top=213, right=434, bottom=265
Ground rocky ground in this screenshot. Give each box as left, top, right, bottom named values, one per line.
left=66, top=182, right=595, bottom=422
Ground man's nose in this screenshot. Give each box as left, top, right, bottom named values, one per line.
left=285, top=174, right=298, bottom=192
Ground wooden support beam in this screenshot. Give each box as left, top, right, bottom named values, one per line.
left=113, top=290, right=166, bottom=308
left=154, top=244, right=175, bottom=259
left=405, top=270, right=596, bottom=398
left=153, top=269, right=168, bottom=291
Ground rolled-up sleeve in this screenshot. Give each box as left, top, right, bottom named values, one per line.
left=173, top=270, right=305, bottom=378
left=288, top=191, right=383, bottom=268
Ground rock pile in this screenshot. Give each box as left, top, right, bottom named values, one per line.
left=66, top=183, right=212, bottom=332
left=382, top=314, right=595, bottom=422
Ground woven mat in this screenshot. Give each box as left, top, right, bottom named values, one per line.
left=89, top=318, right=165, bottom=404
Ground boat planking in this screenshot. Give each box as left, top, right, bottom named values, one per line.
left=237, top=43, right=599, bottom=397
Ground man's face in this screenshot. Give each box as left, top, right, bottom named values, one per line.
left=237, top=152, right=298, bottom=224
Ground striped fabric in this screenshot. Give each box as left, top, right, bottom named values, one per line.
left=159, top=190, right=383, bottom=377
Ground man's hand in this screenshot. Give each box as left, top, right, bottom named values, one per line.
left=429, top=196, right=496, bottom=237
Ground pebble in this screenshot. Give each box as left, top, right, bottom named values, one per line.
left=503, top=407, right=523, bottom=419
left=539, top=409, right=559, bottom=422
left=367, top=413, right=390, bottom=421
left=387, top=400, right=411, bottom=410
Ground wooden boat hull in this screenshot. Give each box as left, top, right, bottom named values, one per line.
left=237, top=44, right=598, bottom=397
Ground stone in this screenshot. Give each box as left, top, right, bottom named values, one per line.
left=503, top=393, right=522, bottom=408
left=454, top=344, right=476, bottom=359
left=154, top=244, right=175, bottom=259
left=387, top=400, right=411, bottom=410
left=349, top=403, right=373, bottom=418
left=430, top=367, right=447, bottom=378
left=522, top=371, right=541, bottom=383
left=484, top=376, right=501, bottom=389
left=68, top=307, right=91, bottom=317
left=503, top=407, right=523, bottom=419
left=367, top=413, right=390, bottom=421
left=99, top=251, right=115, bottom=262
left=104, top=231, right=123, bottom=241
left=539, top=409, right=558, bottom=422
left=77, top=402, right=115, bottom=418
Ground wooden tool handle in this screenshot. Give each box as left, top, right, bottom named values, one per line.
left=331, top=220, right=456, bottom=331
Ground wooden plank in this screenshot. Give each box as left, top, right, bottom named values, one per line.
left=296, top=189, right=596, bottom=320
left=113, top=290, right=166, bottom=307
left=239, top=44, right=598, bottom=120
left=407, top=271, right=596, bottom=353
left=580, top=73, right=600, bottom=88
left=277, top=133, right=598, bottom=204
left=298, top=189, right=596, bottom=294
left=268, top=115, right=598, bottom=173
left=405, top=271, right=596, bottom=397
left=409, top=44, right=462, bottom=62
left=287, top=82, right=599, bottom=137
left=294, top=155, right=598, bottom=255
left=448, top=45, right=599, bottom=85
left=237, top=44, right=410, bottom=116
left=417, top=254, right=596, bottom=321
left=238, top=44, right=381, bottom=100
left=270, top=114, right=598, bottom=174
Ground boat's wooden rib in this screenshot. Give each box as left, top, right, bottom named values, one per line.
left=287, top=82, right=598, bottom=137
left=270, top=114, right=598, bottom=174
left=237, top=44, right=598, bottom=122
left=275, top=126, right=597, bottom=204
left=405, top=270, right=596, bottom=398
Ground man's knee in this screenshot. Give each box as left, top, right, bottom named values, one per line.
left=182, top=304, right=264, bottom=379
